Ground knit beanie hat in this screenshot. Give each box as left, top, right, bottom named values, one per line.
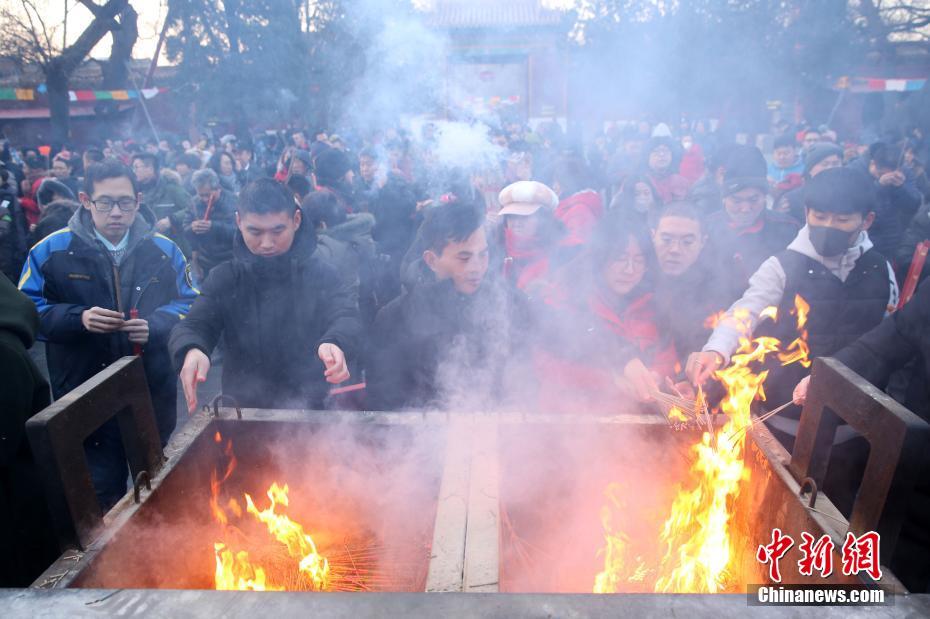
left=722, top=145, right=769, bottom=196
left=803, top=142, right=843, bottom=177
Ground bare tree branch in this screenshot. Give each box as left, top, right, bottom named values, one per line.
left=76, top=0, right=104, bottom=18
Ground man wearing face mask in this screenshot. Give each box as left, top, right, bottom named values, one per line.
left=688, top=167, right=898, bottom=454
left=706, top=146, right=799, bottom=293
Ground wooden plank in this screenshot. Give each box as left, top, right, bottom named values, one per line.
left=425, top=419, right=472, bottom=591
left=463, top=419, right=500, bottom=592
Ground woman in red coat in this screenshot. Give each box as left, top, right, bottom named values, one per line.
left=496, top=180, right=574, bottom=291
left=533, top=214, right=676, bottom=414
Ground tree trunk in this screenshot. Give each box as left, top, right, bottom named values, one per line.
left=102, top=4, right=138, bottom=89
left=46, top=62, right=70, bottom=147
left=100, top=5, right=139, bottom=128
left=42, top=0, right=130, bottom=147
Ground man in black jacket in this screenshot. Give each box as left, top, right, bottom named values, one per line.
left=366, top=203, right=532, bottom=412
left=706, top=146, right=800, bottom=292
left=170, top=178, right=360, bottom=412
left=18, top=160, right=197, bottom=510
left=651, top=201, right=738, bottom=366
left=848, top=142, right=922, bottom=260
left=0, top=275, right=58, bottom=586
left=793, top=278, right=930, bottom=592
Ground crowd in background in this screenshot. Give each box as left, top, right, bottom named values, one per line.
left=2, top=110, right=930, bottom=591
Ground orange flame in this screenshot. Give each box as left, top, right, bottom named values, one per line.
left=214, top=543, right=281, bottom=591
left=595, top=297, right=813, bottom=593
left=778, top=295, right=812, bottom=368
left=593, top=484, right=649, bottom=593
left=244, top=483, right=330, bottom=591
left=211, top=438, right=330, bottom=591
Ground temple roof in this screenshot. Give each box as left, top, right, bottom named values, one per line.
left=424, top=0, right=564, bottom=28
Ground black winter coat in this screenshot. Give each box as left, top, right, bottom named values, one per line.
left=367, top=276, right=534, bottom=412
left=707, top=209, right=800, bottom=292
left=168, top=224, right=361, bottom=410
left=833, top=276, right=930, bottom=422
left=847, top=158, right=923, bottom=260
left=654, top=254, right=740, bottom=364
left=0, top=275, right=58, bottom=586
left=17, top=209, right=196, bottom=444
left=833, top=277, right=930, bottom=593
left=0, top=184, right=29, bottom=283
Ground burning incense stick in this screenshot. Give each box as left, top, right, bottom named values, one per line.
left=725, top=400, right=795, bottom=443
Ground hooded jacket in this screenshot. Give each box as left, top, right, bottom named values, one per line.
left=18, top=208, right=197, bottom=442
left=168, top=221, right=361, bottom=410
left=142, top=170, right=192, bottom=223
left=315, top=213, right=381, bottom=325
left=315, top=213, right=376, bottom=282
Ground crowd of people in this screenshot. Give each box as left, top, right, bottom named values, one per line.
left=1, top=113, right=930, bottom=590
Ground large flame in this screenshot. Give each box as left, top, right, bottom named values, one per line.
left=244, top=483, right=331, bottom=591
left=595, top=295, right=811, bottom=593
left=211, top=433, right=330, bottom=591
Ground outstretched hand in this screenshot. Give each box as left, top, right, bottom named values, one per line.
left=318, top=343, right=350, bottom=384
left=685, top=351, right=724, bottom=386
left=793, top=375, right=811, bottom=405
left=180, top=348, right=211, bottom=414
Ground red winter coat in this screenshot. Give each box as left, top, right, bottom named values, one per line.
left=504, top=227, right=552, bottom=290
left=20, top=178, right=43, bottom=227
left=534, top=287, right=677, bottom=414
left=648, top=172, right=691, bottom=203
left=679, top=143, right=706, bottom=184
left=554, top=190, right=604, bottom=247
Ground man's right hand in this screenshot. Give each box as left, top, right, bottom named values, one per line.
left=180, top=348, right=211, bottom=414
left=685, top=350, right=724, bottom=386
left=793, top=375, right=810, bottom=405
left=156, top=217, right=171, bottom=233
left=81, top=307, right=125, bottom=333
left=191, top=219, right=212, bottom=234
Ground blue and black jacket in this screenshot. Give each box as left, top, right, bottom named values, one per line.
left=18, top=208, right=197, bottom=442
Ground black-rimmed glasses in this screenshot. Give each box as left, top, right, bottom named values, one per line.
left=91, top=197, right=138, bottom=212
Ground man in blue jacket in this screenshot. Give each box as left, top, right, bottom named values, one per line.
left=18, top=159, right=197, bottom=510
